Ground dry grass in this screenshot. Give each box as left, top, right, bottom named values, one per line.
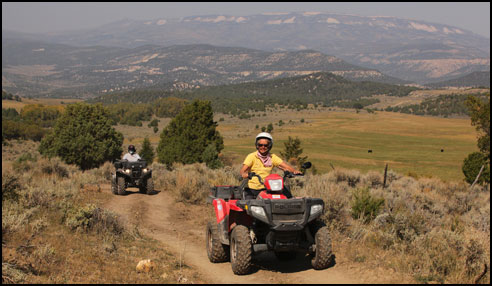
left=2, top=138, right=489, bottom=284
left=289, top=168, right=490, bottom=284
left=152, top=161, right=489, bottom=283
left=2, top=140, right=204, bottom=284
left=155, top=162, right=241, bottom=205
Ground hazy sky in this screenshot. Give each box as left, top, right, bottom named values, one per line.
left=2, top=2, right=490, bottom=38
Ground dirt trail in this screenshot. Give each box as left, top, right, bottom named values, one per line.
left=103, top=185, right=363, bottom=284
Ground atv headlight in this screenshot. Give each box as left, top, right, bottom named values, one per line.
left=125, top=169, right=131, bottom=174
left=309, top=204, right=323, bottom=220
left=250, top=206, right=267, bottom=221
left=142, top=168, right=148, bottom=173
left=268, top=179, right=283, bottom=191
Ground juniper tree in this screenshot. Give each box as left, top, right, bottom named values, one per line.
left=462, top=94, right=490, bottom=184
left=465, top=94, right=490, bottom=161
left=157, top=100, right=223, bottom=168
left=280, top=136, right=308, bottom=169
left=462, top=152, right=490, bottom=185
left=140, top=137, right=155, bottom=164
left=39, top=103, right=123, bottom=170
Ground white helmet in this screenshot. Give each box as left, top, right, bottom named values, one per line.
left=255, top=132, right=273, bottom=148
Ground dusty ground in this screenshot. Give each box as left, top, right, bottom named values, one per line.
left=103, top=184, right=414, bottom=284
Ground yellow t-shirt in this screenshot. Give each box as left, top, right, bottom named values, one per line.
left=243, top=152, right=283, bottom=190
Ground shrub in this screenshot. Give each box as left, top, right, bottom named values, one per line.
left=39, top=157, right=69, bottom=178
left=65, top=203, right=124, bottom=235
left=331, top=168, right=361, bottom=187
left=350, top=187, right=385, bottom=223
left=2, top=172, right=21, bottom=202
left=410, top=229, right=465, bottom=282
left=362, top=170, right=384, bottom=188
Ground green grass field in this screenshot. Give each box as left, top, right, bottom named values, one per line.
left=216, top=108, right=479, bottom=182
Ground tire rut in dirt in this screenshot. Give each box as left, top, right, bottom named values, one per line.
left=206, top=221, right=230, bottom=263
left=311, top=226, right=334, bottom=270
left=230, top=225, right=252, bottom=275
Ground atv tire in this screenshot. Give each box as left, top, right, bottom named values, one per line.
left=206, top=221, right=230, bottom=263
left=145, top=178, right=154, bottom=194
left=311, top=226, right=333, bottom=270
left=111, top=176, right=117, bottom=195
left=139, top=178, right=154, bottom=194
left=117, top=176, right=126, bottom=195
left=230, top=225, right=252, bottom=275
left=275, top=251, right=296, bottom=261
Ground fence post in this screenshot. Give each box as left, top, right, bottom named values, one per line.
left=383, top=163, right=388, bottom=189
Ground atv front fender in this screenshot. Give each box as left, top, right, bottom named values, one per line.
left=213, top=198, right=230, bottom=245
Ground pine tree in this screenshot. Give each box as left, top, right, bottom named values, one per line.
left=39, top=103, right=123, bottom=170
left=156, top=100, right=223, bottom=168
left=140, top=137, right=155, bottom=164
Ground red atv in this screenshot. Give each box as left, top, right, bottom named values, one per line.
left=206, top=162, right=333, bottom=275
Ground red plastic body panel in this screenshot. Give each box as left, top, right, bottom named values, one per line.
left=227, top=200, right=244, bottom=211
left=258, top=191, right=287, bottom=200
left=213, top=198, right=229, bottom=224
left=213, top=199, right=244, bottom=224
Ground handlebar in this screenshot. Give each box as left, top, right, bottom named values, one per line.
left=248, top=171, right=304, bottom=186
left=246, top=161, right=311, bottom=186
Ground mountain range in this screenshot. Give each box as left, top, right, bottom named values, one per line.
left=2, top=38, right=407, bottom=98
left=3, top=12, right=489, bottom=85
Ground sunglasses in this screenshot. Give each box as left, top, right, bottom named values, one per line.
left=257, top=144, right=269, bottom=147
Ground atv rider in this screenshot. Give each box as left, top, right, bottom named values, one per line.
left=122, top=144, right=141, bottom=162
left=240, top=132, right=302, bottom=199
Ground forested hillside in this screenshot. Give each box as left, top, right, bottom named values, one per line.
left=426, top=71, right=490, bottom=88
left=89, top=72, right=419, bottom=115
left=384, top=93, right=490, bottom=117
